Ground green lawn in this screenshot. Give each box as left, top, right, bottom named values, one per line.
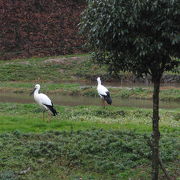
left=0, top=103, right=179, bottom=179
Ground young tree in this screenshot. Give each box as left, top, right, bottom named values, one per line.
left=80, top=0, right=179, bottom=179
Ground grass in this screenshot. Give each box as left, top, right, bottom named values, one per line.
left=1, top=130, right=179, bottom=180
left=0, top=54, right=179, bottom=179
left=0, top=54, right=179, bottom=81
left=0, top=54, right=179, bottom=101
left=0, top=103, right=179, bottom=179
left=0, top=103, right=179, bottom=133
left=0, top=54, right=107, bottom=82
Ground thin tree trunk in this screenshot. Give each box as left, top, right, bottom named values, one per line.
left=152, top=78, right=161, bottom=180
left=145, top=135, right=171, bottom=180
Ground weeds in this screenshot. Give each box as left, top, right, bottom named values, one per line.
left=0, top=103, right=179, bottom=179
left=0, top=129, right=179, bottom=179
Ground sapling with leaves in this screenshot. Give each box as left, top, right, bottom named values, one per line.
left=80, top=0, right=179, bottom=179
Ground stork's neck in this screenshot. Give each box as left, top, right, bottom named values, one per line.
left=97, top=79, right=101, bottom=85
left=34, top=88, right=40, bottom=95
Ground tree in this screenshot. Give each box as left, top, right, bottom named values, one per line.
left=80, top=0, right=179, bottom=179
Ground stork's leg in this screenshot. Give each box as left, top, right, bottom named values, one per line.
left=101, top=99, right=106, bottom=108
left=101, top=99, right=103, bottom=106
left=42, top=110, right=45, bottom=121
left=47, top=111, right=51, bottom=122
left=103, top=100, right=106, bottom=108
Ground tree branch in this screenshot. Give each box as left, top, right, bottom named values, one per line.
left=159, top=157, right=172, bottom=180
left=144, top=135, right=172, bottom=180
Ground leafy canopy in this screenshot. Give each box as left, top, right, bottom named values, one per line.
left=80, top=0, right=180, bottom=80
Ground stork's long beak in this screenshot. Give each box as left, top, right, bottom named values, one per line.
left=30, top=88, right=35, bottom=96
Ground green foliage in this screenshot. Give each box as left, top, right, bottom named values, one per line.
left=80, top=4, right=180, bottom=175
left=0, top=170, right=17, bottom=180
left=0, top=129, right=179, bottom=179
left=81, top=87, right=97, bottom=96
left=0, top=103, right=179, bottom=179
left=159, top=88, right=180, bottom=101
left=80, top=0, right=180, bottom=79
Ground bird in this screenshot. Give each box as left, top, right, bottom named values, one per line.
left=30, top=84, right=58, bottom=121
left=97, top=77, right=112, bottom=107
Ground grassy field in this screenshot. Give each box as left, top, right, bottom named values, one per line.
left=0, top=54, right=106, bottom=82
left=0, top=54, right=180, bottom=102
left=0, top=54, right=179, bottom=81
left=0, top=55, right=179, bottom=179
left=0, top=103, right=179, bottom=179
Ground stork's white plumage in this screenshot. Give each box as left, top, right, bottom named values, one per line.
left=30, top=84, right=58, bottom=120
left=97, top=77, right=112, bottom=106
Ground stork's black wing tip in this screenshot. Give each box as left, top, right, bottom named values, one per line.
left=43, top=104, right=58, bottom=116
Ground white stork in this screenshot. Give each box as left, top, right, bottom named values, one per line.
left=30, top=84, right=58, bottom=121
left=97, top=77, right=112, bottom=107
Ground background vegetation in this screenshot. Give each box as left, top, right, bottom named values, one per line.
left=0, top=103, right=179, bottom=179
left=0, top=0, right=86, bottom=59
left=0, top=0, right=179, bottom=179
left=0, top=55, right=179, bottom=102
